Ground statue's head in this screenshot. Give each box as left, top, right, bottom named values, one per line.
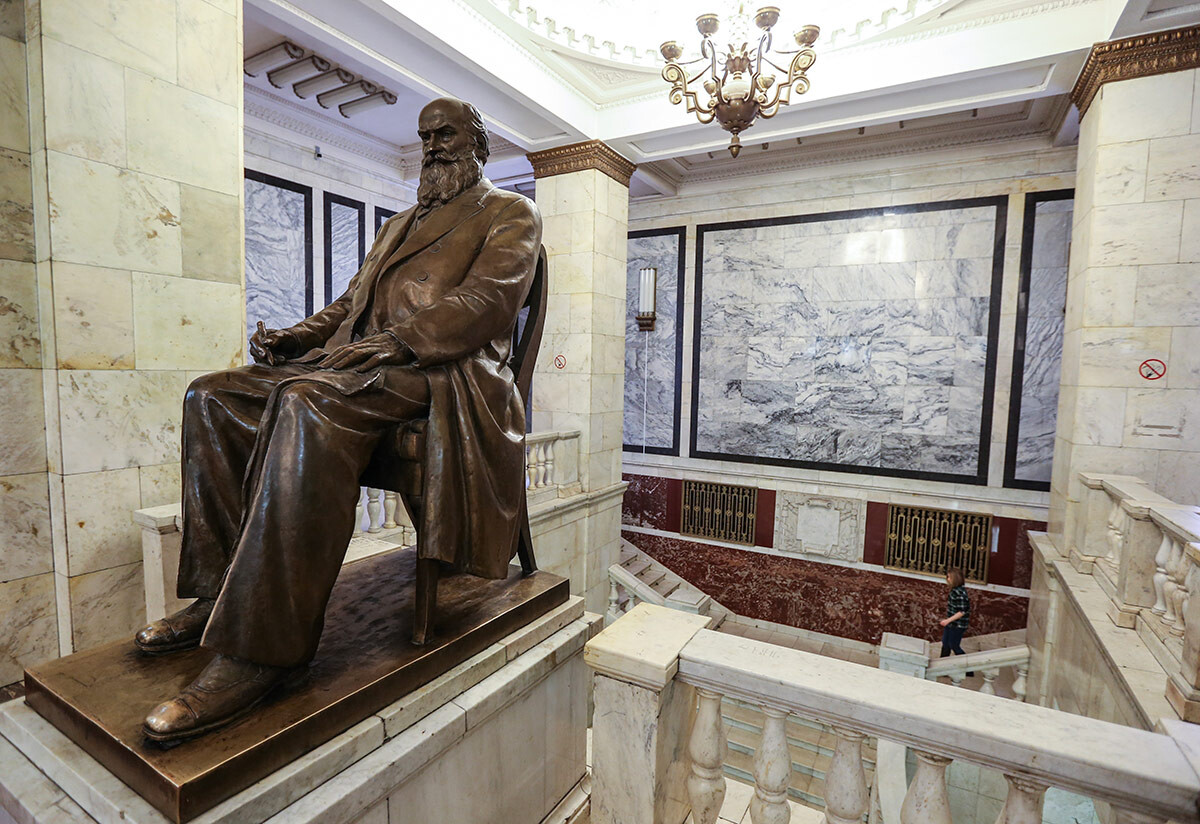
left=416, top=97, right=490, bottom=208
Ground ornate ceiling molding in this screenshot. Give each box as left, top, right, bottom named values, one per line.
left=243, top=84, right=413, bottom=171
left=527, top=139, right=637, bottom=186
left=1071, top=24, right=1200, bottom=118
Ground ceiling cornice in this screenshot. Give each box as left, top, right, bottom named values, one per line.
left=527, top=139, right=637, bottom=186
left=244, top=84, right=414, bottom=170
left=1071, top=24, right=1200, bottom=117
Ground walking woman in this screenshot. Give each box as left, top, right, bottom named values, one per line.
left=939, top=568, right=970, bottom=658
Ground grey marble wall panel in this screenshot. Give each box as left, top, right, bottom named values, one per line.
left=244, top=174, right=310, bottom=342
left=1010, top=195, right=1072, bottom=486
left=625, top=230, right=682, bottom=453
left=327, top=200, right=363, bottom=302
left=694, top=201, right=1004, bottom=480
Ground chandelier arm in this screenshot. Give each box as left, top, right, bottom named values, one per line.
left=662, top=62, right=715, bottom=115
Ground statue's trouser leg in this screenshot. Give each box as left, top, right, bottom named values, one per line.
left=200, top=370, right=431, bottom=669
left=177, top=365, right=308, bottom=599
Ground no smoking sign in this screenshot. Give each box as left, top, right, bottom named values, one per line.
left=1139, top=359, right=1166, bottom=381
left=553, top=354, right=566, bottom=370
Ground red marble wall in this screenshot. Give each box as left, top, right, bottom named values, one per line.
left=621, top=473, right=776, bottom=548
left=623, top=530, right=1029, bottom=646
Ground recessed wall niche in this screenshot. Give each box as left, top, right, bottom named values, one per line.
left=691, top=197, right=1007, bottom=483
left=625, top=227, right=686, bottom=455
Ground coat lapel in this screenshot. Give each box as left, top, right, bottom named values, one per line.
left=378, top=179, right=493, bottom=273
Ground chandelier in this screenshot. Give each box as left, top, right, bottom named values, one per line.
left=659, top=4, right=819, bottom=157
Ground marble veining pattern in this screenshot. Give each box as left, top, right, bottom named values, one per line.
left=1012, top=198, right=1072, bottom=485
left=328, top=200, right=363, bottom=303
left=625, top=231, right=681, bottom=452
left=695, top=204, right=1003, bottom=478
left=245, top=176, right=309, bottom=341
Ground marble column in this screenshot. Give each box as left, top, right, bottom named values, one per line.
left=1050, top=27, right=1200, bottom=553
left=0, top=0, right=245, bottom=675
left=527, top=140, right=633, bottom=613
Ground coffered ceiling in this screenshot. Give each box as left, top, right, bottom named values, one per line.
left=244, top=0, right=1200, bottom=197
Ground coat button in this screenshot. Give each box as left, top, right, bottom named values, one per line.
left=429, top=242, right=442, bottom=253
left=418, top=272, right=429, bottom=281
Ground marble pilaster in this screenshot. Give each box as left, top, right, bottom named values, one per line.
left=529, top=140, right=632, bottom=613
left=1051, top=28, right=1200, bottom=553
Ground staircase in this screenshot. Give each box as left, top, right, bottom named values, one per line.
left=609, top=540, right=729, bottom=624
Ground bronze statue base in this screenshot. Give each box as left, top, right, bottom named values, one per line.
left=23, top=547, right=568, bottom=823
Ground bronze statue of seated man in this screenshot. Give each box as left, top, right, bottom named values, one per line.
left=133, top=97, right=543, bottom=743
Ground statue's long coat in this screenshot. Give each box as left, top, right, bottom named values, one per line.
left=287, top=179, right=542, bottom=578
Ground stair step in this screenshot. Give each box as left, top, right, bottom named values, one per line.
left=623, top=559, right=650, bottom=577
left=650, top=577, right=681, bottom=597
left=637, top=567, right=667, bottom=587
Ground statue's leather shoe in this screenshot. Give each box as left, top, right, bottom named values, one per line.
left=134, top=598, right=215, bottom=655
left=142, top=654, right=297, bottom=742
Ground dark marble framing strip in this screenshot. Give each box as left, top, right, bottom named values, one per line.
left=1003, top=188, right=1075, bottom=491
left=624, top=225, right=688, bottom=457
left=375, top=205, right=398, bottom=237
left=689, top=196, right=1010, bottom=486
left=323, top=192, right=366, bottom=307
left=244, top=169, right=314, bottom=317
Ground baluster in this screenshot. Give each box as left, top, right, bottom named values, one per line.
left=749, top=707, right=791, bottom=824
left=1153, top=533, right=1173, bottom=614
left=544, top=438, right=556, bottom=487
left=980, top=669, right=999, bottom=695
left=525, top=444, right=536, bottom=489
left=687, top=689, right=727, bottom=824
left=824, top=727, right=869, bottom=824
left=1105, top=501, right=1123, bottom=566
left=994, top=775, right=1047, bottom=824
left=607, top=579, right=622, bottom=624
left=1164, top=539, right=1183, bottom=628
left=1172, top=567, right=1190, bottom=638
left=949, top=671, right=965, bottom=687
left=383, top=491, right=398, bottom=530
left=354, top=488, right=366, bottom=534
left=536, top=442, right=548, bottom=488
left=366, top=488, right=382, bottom=533
left=1012, top=665, right=1028, bottom=702
left=900, top=751, right=952, bottom=824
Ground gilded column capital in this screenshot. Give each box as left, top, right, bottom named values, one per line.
left=1071, top=25, right=1200, bottom=118
left=526, top=139, right=636, bottom=187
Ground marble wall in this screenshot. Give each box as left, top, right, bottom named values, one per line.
left=0, top=0, right=246, bottom=679
left=694, top=199, right=1004, bottom=482
left=624, top=530, right=1028, bottom=645
left=1008, top=193, right=1073, bottom=487
left=245, top=172, right=311, bottom=340
left=624, top=229, right=683, bottom=454
left=326, top=194, right=364, bottom=303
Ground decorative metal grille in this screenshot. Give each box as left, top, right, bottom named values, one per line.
left=681, top=480, right=758, bottom=545
left=884, top=504, right=992, bottom=583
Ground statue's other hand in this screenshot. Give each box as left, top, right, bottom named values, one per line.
left=249, top=322, right=298, bottom=366
left=319, top=333, right=414, bottom=372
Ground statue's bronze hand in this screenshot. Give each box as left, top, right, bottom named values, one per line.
left=249, top=322, right=297, bottom=366
left=319, top=332, right=414, bottom=372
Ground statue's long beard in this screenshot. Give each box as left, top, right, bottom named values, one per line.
left=417, top=154, right=483, bottom=208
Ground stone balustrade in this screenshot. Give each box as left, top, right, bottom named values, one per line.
left=1066, top=471, right=1200, bottom=720
left=879, top=632, right=1030, bottom=699
left=585, top=604, right=1200, bottom=824
left=525, top=429, right=582, bottom=506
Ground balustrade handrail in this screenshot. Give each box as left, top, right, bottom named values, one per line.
left=675, top=628, right=1200, bottom=822
left=525, top=429, right=579, bottom=445
left=924, top=643, right=1029, bottom=676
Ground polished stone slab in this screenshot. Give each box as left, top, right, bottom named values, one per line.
left=23, top=547, right=568, bottom=823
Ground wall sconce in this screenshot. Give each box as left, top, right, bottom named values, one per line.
left=266, top=55, right=331, bottom=88
left=339, top=90, right=399, bottom=118
left=317, top=80, right=379, bottom=109
left=243, top=41, right=304, bottom=77
left=637, top=266, right=657, bottom=331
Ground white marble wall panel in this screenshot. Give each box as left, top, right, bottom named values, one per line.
left=772, top=490, right=866, bottom=561
left=1011, top=196, right=1073, bottom=486
left=245, top=174, right=310, bottom=341
left=327, top=197, right=363, bottom=303
left=625, top=230, right=681, bottom=453
left=694, top=202, right=1003, bottom=479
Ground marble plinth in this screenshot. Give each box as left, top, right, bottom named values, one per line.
left=19, top=547, right=569, bottom=822
left=0, top=598, right=601, bottom=824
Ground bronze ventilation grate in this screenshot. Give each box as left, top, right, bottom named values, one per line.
left=681, top=480, right=758, bottom=545
left=885, top=504, right=992, bottom=583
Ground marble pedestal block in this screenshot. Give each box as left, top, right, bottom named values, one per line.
left=0, top=598, right=603, bottom=824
